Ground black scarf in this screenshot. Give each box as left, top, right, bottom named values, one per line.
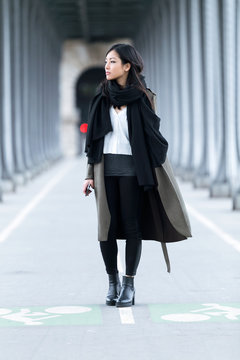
left=85, top=76, right=168, bottom=190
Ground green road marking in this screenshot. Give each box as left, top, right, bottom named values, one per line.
left=0, top=305, right=102, bottom=327
left=149, top=303, right=240, bottom=323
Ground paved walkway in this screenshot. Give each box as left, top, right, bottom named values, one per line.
left=0, top=156, right=239, bottom=360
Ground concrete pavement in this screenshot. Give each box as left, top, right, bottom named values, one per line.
left=0, top=156, right=239, bottom=360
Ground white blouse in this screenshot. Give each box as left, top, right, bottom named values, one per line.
left=103, top=105, right=132, bottom=155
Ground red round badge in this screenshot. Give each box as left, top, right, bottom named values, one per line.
left=80, top=123, right=88, bottom=133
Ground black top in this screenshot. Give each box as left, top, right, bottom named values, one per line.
left=104, top=154, right=136, bottom=176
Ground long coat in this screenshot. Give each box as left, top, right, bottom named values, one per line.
left=85, top=89, right=192, bottom=272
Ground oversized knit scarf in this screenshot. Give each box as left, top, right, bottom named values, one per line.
left=85, top=77, right=168, bottom=190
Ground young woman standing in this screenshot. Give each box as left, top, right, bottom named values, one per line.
left=83, top=43, right=192, bottom=308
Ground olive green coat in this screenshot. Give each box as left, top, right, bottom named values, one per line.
left=85, top=90, right=192, bottom=272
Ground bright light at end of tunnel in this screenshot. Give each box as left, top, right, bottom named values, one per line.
left=80, top=123, right=88, bottom=133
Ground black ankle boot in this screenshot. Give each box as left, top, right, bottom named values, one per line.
left=116, top=276, right=135, bottom=307
left=106, top=273, right=121, bottom=306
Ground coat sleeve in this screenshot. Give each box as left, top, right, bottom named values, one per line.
left=85, top=163, right=94, bottom=180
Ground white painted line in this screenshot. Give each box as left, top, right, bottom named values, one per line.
left=0, top=163, right=73, bottom=243
left=117, top=251, right=135, bottom=324
left=186, top=203, right=240, bottom=253
left=119, top=308, right=135, bottom=324
left=117, top=252, right=124, bottom=273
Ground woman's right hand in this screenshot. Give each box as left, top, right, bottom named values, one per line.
left=83, top=179, right=94, bottom=196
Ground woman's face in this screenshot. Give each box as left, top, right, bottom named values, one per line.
left=105, top=50, right=130, bottom=83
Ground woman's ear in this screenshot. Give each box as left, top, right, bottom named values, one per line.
left=124, top=62, right=131, bottom=72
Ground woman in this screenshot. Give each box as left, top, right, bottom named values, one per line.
left=83, top=43, right=192, bottom=308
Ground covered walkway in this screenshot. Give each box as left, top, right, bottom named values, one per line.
left=0, top=0, right=240, bottom=359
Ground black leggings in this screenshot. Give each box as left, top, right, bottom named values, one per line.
left=100, top=176, right=143, bottom=276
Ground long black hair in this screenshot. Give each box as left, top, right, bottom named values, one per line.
left=100, top=43, right=154, bottom=109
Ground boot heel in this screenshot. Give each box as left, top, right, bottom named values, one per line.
left=132, top=294, right=135, bottom=305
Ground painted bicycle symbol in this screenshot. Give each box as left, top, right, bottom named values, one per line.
left=0, top=306, right=92, bottom=326
left=161, top=303, right=240, bottom=322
